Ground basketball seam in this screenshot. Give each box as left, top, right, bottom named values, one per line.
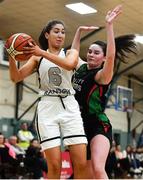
left=9, top=37, right=32, bottom=55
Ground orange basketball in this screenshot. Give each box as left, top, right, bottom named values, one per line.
left=5, top=33, right=35, bottom=61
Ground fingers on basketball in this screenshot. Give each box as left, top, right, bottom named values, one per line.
left=5, top=33, right=36, bottom=61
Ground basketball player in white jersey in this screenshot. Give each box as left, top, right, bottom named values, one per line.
left=8, top=20, right=97, bottom=179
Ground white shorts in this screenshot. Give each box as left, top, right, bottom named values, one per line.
left=35, top=95, right=87, bottom=151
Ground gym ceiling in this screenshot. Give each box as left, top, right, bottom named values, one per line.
left=0, top=0, right=143, bottom=81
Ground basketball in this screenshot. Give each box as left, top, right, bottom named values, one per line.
left=5, top=33, right=35, bottom=61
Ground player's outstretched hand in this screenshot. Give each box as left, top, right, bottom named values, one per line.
left=106, top=4, right=122, bottom=24
left=78, top=26, right=99, bottom=32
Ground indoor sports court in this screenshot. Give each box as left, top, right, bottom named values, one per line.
left=0, top=0, right=143, bottom=179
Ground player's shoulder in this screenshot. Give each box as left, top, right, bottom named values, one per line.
left=76, top=57, right=87, bottom=70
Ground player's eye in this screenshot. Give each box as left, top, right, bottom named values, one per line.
left=62, top=30, right=65, bottom=34
left=88, top=49, right=92, bottom=54
left=94, top=50, right=100, bottom=55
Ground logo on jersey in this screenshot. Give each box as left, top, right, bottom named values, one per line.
left=72, top=78, right=84, bottom=92
left=44, top=88, right=71, bottom=96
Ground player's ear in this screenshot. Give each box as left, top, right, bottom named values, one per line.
left=45, top=32, right=49, bottom=39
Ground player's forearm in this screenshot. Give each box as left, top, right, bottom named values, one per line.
left=41, top=49, right=78, bottom=70
left=9, top=57, right=22, bottom=83
left=106, top=23, right=115, bottom=63
left=71, top=27, right=81, bottom=51
left=100, top=24, right=115, bottom=84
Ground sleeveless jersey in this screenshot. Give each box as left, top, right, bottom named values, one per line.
left=38, top=48, right=75, bottom=97
left=72, top=63, right=110, bottom=123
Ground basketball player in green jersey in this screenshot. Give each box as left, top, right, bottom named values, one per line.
left=72, top=5, right=137, bottom=179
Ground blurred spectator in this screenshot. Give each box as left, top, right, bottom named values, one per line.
left=28, top=121, right=38, bottom=139
left=123, top=145, right=142, bottom=176
left=0, top=134, right=16, bottom=162
left=114, top=144, right=129, bottom=178
left=106, top=140, right=118, bottom=178
left=137, top=129, right=143, bottom=148
left=29, top=138, right=41, bottom=148
left=8, top=135, right=25, bottom=157
left=24, top=139, right=48, bottom=179
left=17, top=122, right=34, bottom=150
left=115, top=144, right=124, bottom=160
left=106, top=141, right=130, bottom=178
left=0, top=134, right=17, bottom=178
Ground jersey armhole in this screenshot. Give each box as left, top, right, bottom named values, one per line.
left=36, top=57, right=43, bottom=72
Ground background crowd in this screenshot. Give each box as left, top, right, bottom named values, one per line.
left=0, top=121, right=143, bottom=179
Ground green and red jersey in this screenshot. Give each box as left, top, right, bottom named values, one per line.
left=72, top=63, right=110, bottom=124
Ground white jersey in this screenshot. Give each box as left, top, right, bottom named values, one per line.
left=38, top=48, right=75, bottom=97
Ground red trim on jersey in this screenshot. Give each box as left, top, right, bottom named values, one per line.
left=87, top=84, right=97, bottom=104
left=99, top=86, right=103, bottom=97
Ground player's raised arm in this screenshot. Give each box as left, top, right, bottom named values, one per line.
left=96, top=5, right=122, bottom=84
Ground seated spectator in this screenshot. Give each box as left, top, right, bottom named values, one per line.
left=0, top=134, right=16, bottom=163
left=8, top=135, right=25, bottom=157
left=124, top=145, right=142, bottom=175
left=0, top=134, right=17, bottom=178
left=136, top=147, right=143, bottom=171
left=28, top=122, right=38, bottom=139
left=106, top=140, right=118, bottom=178
left=17, top=122, right=34, bottom=150
left=115, top=144, right=124, bottom=160
left=137, top=129, right=143, bottom=148
left=29, top=138, right=41, bottom=148
left=24, top=139, right=48, bottom=179
left=114, top=144, right=130, bottom=178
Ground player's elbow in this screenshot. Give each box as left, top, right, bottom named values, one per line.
left=65, top=50, right=78, bottom=70
left=67, top=62, right=78, bottom=71
left=65, top=64, right=75, bottom=71
left=11, top=77, right=16, bottom=83
left=10, top=74, right=22, bottom=83
left=64, top=58, right=78, bottom=71
left=103, top=74, right=113, bottom=84
left=11, top=77, right=20, bottom=83
left=100, top=71, right=113, bottom=84
left=103, top=78, right=111, bottom=84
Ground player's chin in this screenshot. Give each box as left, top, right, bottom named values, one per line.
left=88, top=62, right=98, bottom=69
left=55, top=42, right=64, bottom=48
left=87, top=60, right=95, bottom=65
